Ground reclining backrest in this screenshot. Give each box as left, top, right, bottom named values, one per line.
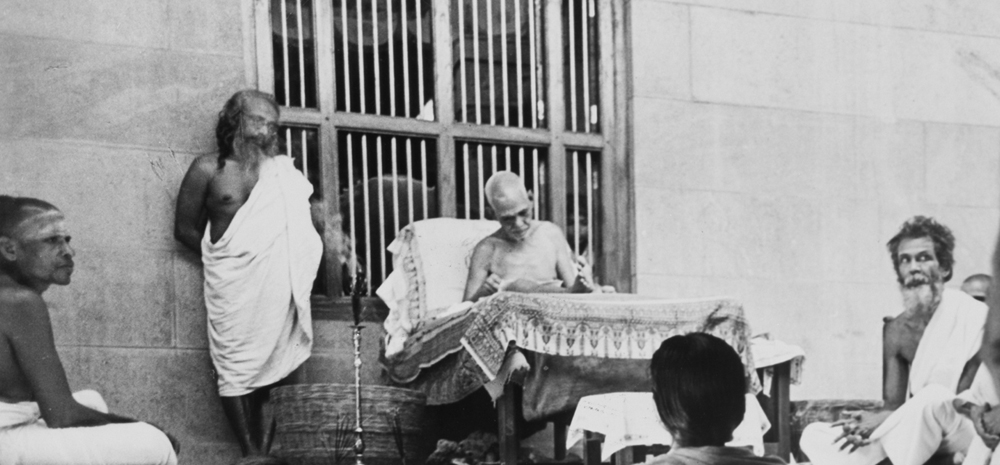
left=378, top=218, right=500, bottom=338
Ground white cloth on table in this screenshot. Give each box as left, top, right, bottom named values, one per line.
left=202, top=155, right=323, bottom=397
left=800, top=288, right=987, bottom=465
left=751, top=336, right=805, bottom=393
left=566, top=392, right=771, bottom=461
left=0, top=390, right=177, bottom=465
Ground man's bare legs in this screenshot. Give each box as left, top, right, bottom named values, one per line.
left=220, top=365, right=306, bottom=456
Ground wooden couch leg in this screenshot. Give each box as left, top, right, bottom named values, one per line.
left=498, top=382, right=519, bottom=465
left=553, top=419, right=568, bottom=460
left=583, top=431, right=602, bottom=465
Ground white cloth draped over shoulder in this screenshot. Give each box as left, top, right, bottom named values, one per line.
left=903, top=288, right=988, bottom=399
left=202, top=155, right=323, bottom=397
left=0, top=390, right=177, bottom=465
left=800, top=289, right=987, bottom=465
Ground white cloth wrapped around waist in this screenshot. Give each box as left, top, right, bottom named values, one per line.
left=0, top=390, right=177, bottom=465
left=202, top=155, right=323, bottom=397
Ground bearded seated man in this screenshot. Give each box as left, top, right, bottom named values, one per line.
left=462, top=171, right=611, bottom=303
left=800, top=216, right=989, bottom=465
left=0, top=196, right=178, bottom=465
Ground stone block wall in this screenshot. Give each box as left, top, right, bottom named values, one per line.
left=629, top=0, right=1000, bottom=400
left=0, top=1, right=381, bottom=462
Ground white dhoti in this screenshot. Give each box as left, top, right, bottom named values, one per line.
left=202, top=155, right=323, bottom=397
left=801, top=289, right=987, bottom=465
left=953, top=365, right=1000, bottom=465
left=0, top=390, right=177, bottom=465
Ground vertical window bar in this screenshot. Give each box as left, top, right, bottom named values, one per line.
left=301, top=130, right=308, bottom=177
left=387, top=0, right=396, bottom=116
left=518, top=147, right=525, bottom=178
left=463, top=144, right=471, bottom=218
left=581, top=0, right=591, bottom=132
left=458, top=2, right=468, bottom=122
left=532, top=148, right=539, bottom=219
left=406, top=139, right=415, bottom=225
left=487, top=0, right=496, bottom=125
left=491, top=145, right=498, bottom=174
left=284, top=128, right=292, bottom=158
left=347, top=135, right=357, bottom=279
left=500, top=0, right=510, bottom=126
left=505, top=146, right=511, bottom=170
left=588, top=0, right=598, bottom=129
left=340, top=0, right=351, bottom=112
left=416, top=0, right=426, bottom=118
left=296, top=0, right=307, bottom=107
left=472, top=1, right=482, bottom=124
left=572, top=151, right=580, bottom=254
left=567, top=0, right=577, bottom=132
left=586, top=151, right=594, bottom=260
left=356, top=0, right=367, bottom=113
left=528, top=0, right=538, bottom=128
left=514, top=0, right=524, bottom=127
left=376, top=136, right=387, bottom=283
left=391, top=137, right=400, bottom=239
left=280, top=0, right=291, bottom=106
left=371, top=0, right=382, bottom=115
left=361, top=135, right=372, bottom=285
left=421, top=140, right=430, bottom=218
left=477, top=144, right=485, bottom=218
left=401, top=0, right=411, bottom=117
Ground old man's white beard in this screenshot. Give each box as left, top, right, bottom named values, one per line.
left=901, top=280, right=943, bottom=314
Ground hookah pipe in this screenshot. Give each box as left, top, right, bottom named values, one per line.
left=351, top=271, right=367, bottom=465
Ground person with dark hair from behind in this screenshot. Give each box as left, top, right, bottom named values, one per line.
left=647, top=333, right=785, bottom=465
left=962, top=273, right=992, bottom=302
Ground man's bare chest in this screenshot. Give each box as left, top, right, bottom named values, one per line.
left=896, top=322, right=929, bottom=363
left=206, top=168, right=259, bottom=218
left=490, top=242, right=558, bottom=274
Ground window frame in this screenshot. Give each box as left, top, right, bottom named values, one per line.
left=248, top=0, right=634, bottom=320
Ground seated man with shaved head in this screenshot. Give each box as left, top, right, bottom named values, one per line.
left=463, top=171, right=606, bottom=302
left=0, top=196, right=178, bottom=464
left=963, top=274, right=992, bottom=302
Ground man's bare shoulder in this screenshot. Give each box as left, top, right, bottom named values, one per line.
left=0, top=283, right=47, bottom=333
left=186, top=154, right=219, bottom=176
left=529, top=221, right=565, bottom=241
left=882, top=313, right=914, bottom=351
left=474, top=232, right=505, bottom=251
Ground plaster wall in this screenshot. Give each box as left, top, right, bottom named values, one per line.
left=0, top=1, right=378, bottom=462
left=630, top=0, right=1000, bottom=400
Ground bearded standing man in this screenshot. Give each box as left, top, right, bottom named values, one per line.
left=174, top=90, right=323, bottom=457
left=800, top=216, right=988, bottom=465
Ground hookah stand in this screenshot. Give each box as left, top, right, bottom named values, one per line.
left=351, top=273, right=367, bottom=465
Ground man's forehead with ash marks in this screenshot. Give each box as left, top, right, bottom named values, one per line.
left=484, top=171, right=531, bottom=217
left=11, top=209, right=67, bottom=242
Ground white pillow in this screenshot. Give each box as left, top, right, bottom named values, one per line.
left=378, top=218, right=499, bottom=341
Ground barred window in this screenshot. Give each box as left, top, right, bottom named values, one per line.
left=256, top=0, right=629, bottom=316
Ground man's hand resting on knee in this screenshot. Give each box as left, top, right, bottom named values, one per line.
left=960, top=401, right=1000, bottom=450
left=832, top=410, right=893, bottom=452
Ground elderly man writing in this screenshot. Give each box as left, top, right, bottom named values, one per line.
left=0, top=196, right=178, bottom=464
left=463, top=171, right=603, bottom=302
left=174, top=90, right=323, bottom=456
left=801, top=216, right=987, bottom=465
